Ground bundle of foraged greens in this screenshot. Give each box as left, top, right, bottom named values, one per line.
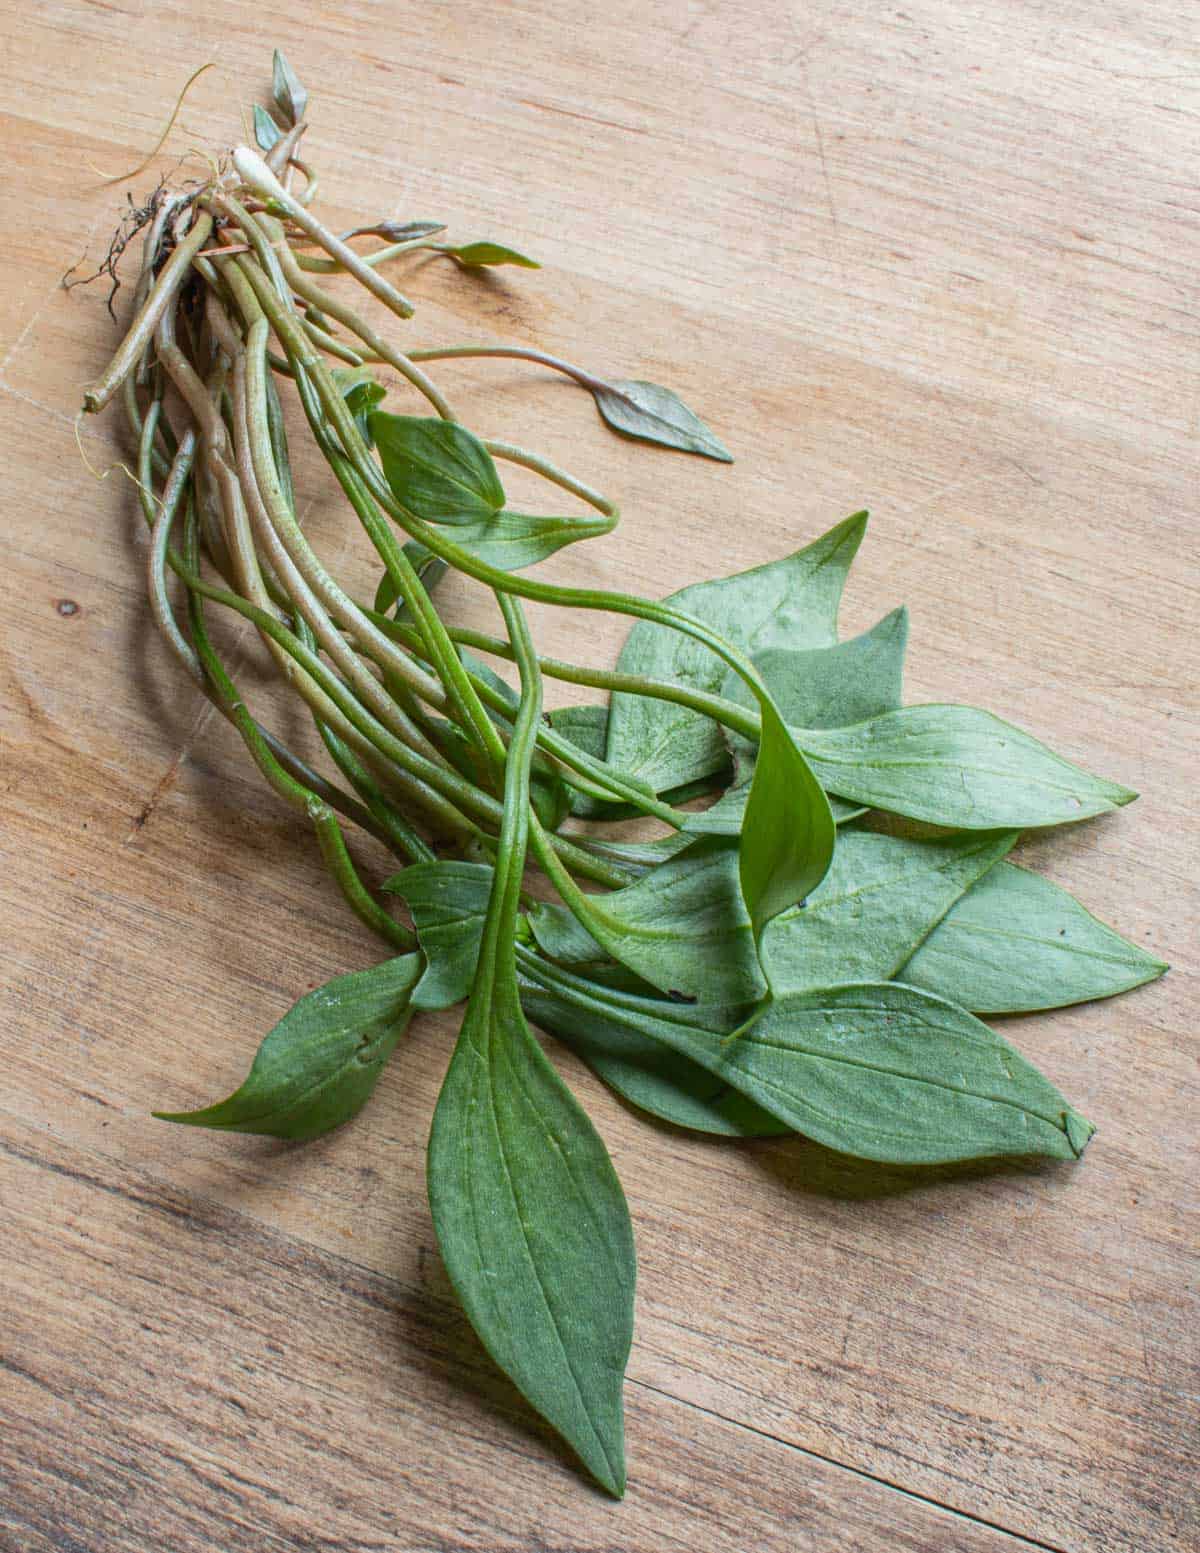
left=81, top=53, right=1165, bottom=1497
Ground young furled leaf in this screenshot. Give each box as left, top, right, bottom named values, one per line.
left=899, top=861, right=1168, bottom=1013
left=799, top=705, right=1137, bottom=829
left=437, top=240, right=540, bottom=269
left=592, top=379, right=732, bottom=462
left=605, top=512, right=867, bottom=792
left=371, top=412, right=505, bottom=525
left=272, top=48, right=308, bottom=125
left=154, top=956, right=421, bottom=1140
left=427, top=597, right=635, bottom=1497
left=518, top=957, right=1094, bottom=1165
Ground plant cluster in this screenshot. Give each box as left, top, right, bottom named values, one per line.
left=82, top=55, right=1165, bottom=1495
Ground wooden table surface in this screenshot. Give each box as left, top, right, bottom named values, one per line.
left=2, top=2, right=1196, bottom=1549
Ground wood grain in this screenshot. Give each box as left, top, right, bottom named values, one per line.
left=1, top=3, right=1196, bottom=1550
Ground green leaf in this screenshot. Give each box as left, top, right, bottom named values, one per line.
left=331, top=365, right=386, bottom=420
left=724, top=606, right=908, bottom=745
left=605, top=512, right=868, bottom=792
left=518, top=959, right=784, bottom=1137
left=592, top=379, right=731, bottom=462
left=518, top=957, right=1094, bottom=1165
left=443, top=509, right=612, bottom=572
left=153, top=955, right=421, bottom=1140
left=899, top=861, right=1168, bottom=1013
left=272, top=48, right=308, bottom=125
left=530, top=836, right=763, bottom=1004
left=383, top=861, right=491, bottom=1011
left=371, top=412, right=505, bottom=525
left=439, top=240, right=540, bottom=269
left=800, top=706, right=1137, bottom=829
left=564, top=829, right=697, bottom=878
left=429, top=982, right=636, bottom=1495
left=764, top=827, right=1017, bottom=991
left=427, top=601, right=634, bottom=1497
left=739, top=704, right=836, bottom=936
left=253, top=104, right=282, bottom=152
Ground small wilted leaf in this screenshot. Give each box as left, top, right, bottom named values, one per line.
left=272, top=48, right=308, bottom=125
left=592, top=378, right=731, bottom=462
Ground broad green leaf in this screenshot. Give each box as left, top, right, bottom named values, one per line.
left=439, top=240, right=540, bottom=268
left=764, top=827, right=1017, bottom=990
left=429, top=984, right=636, bottom=1496
left=592, top=379, right=732, bottom=462
left=272, top=48, right=308, bottom=125
left=518, top=955, right=784, bottom=1136
left=444, top=509, right=611, bottom=572
left=529, top=836, right=765, bottom=1004
left=253, top=104, right=282, bottom=152
left=688, top=775, right=863, bottom=835
left=383, top=861, right=491, bottom=1011
left=518, top=959, right=1094, bottom=1164
left=567, top=829, right=696, bottom=877
left=899, top=861, right=1168, bottom=1013
left=738, top=704, right=835, bottom=936
left=605, top=512, right=867, bottom=792
left=370, top=412, right=505, bottom=525
left=153, top=955, right=421, bottom=1140
left=800, top=706, right=1137, bottom=829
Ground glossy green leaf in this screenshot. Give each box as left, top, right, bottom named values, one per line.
left=439, top=240, right=540, bottom=269
left=899, top=861, right=1168, bottom=1013
left=800, top=706, right=1137, bottom=829
left=383, top=861, right=491, bottom=1011
left=253, top=104, right=282, bottom=152
left=427, top=605, right=634, bottom=1497
left=605, top=512, right=867, bottom=791
left=332, top=365, right=386, bottom=419
left=764, top=827, right=1017, bottom=990
left=272, top=48, right=308, bottom=125
left=153, top=955, right=421, bottom=1140
left=518, top=958, right=1094, bottom=1164
left=592, top=379, right=731, bottom=462
left=370, top=412, right=505, bottom=525
left=739, top=704, right=836, bottom=936
left=518, top=955, right=783, bottom=1136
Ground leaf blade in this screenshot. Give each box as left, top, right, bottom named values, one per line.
left=592, top=378, right=731, bottom=461
left=154, top=955, right=421, bottom=1140
left=371, top=412, right=506, bottom=525
left=899, top=861, right=1168, bottom=1012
